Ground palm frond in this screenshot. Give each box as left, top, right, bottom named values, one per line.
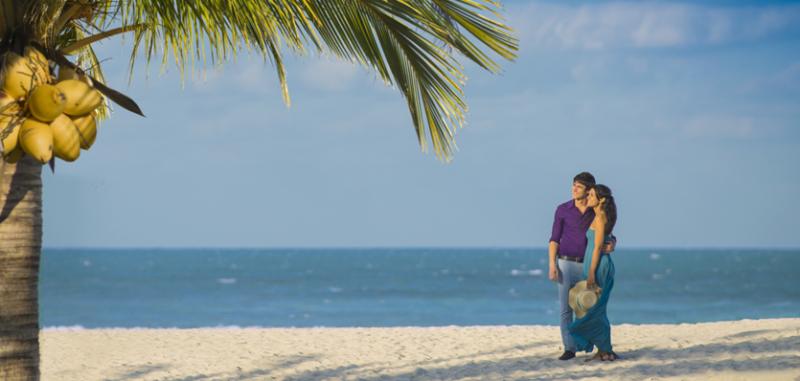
left=106, top=0, right=516, bottom=159
left=9, top=0, right=517, bottom=160
left=297, top=1, right=518, bottom=159
left=107, top=0, right=305, bottom=105
left=73, top=26, right=110, bottom=120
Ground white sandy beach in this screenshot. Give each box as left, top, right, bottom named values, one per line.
left=41, top=318, right=800, bottom=381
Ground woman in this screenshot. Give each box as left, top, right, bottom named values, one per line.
left=569, top=184, right=618, bottom=361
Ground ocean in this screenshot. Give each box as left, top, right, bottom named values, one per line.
left=39, top=248, right=799, bottom=328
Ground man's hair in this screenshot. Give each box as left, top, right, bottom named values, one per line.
left=573, top=172, right=596, bottom=188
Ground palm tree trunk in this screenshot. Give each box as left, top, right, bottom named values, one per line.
left=0, top=155, right=43, bottom=381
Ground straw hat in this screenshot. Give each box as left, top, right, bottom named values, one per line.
left=569, top=280, right=602, bottom=318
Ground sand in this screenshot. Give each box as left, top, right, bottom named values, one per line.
left=41, top=318, right=800, bottom=381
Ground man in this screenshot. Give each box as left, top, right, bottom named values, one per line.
left=548, top=172, right=614, bottom=360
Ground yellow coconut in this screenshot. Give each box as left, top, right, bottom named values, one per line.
left=1, top=119, right=21, bottom=154
left=71, top=114, right=97, bottom=149
left=27, top=84, right=67, bottom=122
left=0, top=103, right=21, bottom=153
left=24, top=46, right=51, bottom=84
left=2, top=53, right=38, bottom=98
left=3, top=147, right=23, bottom=163
left=19, top=118, right=53, bottom=163
left=50, top=114, right=80, bottom=161
left=0, top=91, right=18, bottom=111
left=55, top=79, right=103, bottom=116
left=1, top=124, right=20, bottom=153
left=0, top=99, right=20, bottom=118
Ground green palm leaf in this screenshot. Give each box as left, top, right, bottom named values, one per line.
left=8, top=0, right=518, bottom=160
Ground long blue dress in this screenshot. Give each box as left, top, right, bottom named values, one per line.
left=568, top=228, right=615, bottom=353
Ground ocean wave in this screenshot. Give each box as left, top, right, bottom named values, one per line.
left=43, top=325, right=304, bottom=330
left=510, top=269, right=543, bottom=277
left=42, top=325, right=86, bottom=331
left=45, top=325, right=328, bottom=330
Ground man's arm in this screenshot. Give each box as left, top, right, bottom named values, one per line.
left=603, top=234, right=617, bottom=253
left=548, top=207, right=563, bottom=281
left=548, top=241, right=559, bottom=281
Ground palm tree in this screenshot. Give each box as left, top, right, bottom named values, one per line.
left=0, top=0, right=516, bottom=378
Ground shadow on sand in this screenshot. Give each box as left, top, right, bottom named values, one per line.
left=104, top=330, right=800, bottom=381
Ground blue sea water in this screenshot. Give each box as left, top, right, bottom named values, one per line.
left=39, top=248, right=800, bottom=328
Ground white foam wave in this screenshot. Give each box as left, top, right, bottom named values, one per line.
left=43, top=325, right=86, bottom=331
left=510, top=268, right=544, bottom=277
left=44, top=325, right=321, bottom=330
left=217, top=278, right=237, bottom=285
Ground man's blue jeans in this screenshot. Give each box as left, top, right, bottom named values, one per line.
left=557, top=257, right=584, bottom=352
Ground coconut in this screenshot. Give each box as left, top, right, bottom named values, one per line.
left=2, top=53, right=38, bottom=98
left=28, top=84, right=67, bottom=122
left=0, top=102, right=21, bottom=152
left=55, top=79, right=103, bottom=116
left=0, top=91, right=18, bottom=111
left=1, top=114, right=21, bottom=154
left=50, top=114, right=80, bottom=161
left=0, top=99, right=20, bottom=118
left=1, top=123, right=20, bottom=153
left=71, top=114, right=96, bottom=149
left=19, top=118, right=53, bottom=163
left=0, top=48, right=49, bottom=98
left=24, top=47, right=51, bottom=84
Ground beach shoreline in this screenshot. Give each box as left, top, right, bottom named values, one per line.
left=41, top=318, right=800, bottom=380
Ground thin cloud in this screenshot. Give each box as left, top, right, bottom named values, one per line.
left=682, top=115, right=755, bottom=139
left=741, top=61, right=800, bottom=96
left=300, top=57, right=360, bottom=91
left=511, top=2, right=800, bottom=50
left=188, top=59, right=278, bottom=95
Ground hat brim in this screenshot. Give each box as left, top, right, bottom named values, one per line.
left=569, top=280, right=600, bottom=318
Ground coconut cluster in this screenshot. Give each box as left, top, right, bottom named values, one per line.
left=1, top=46, right=102, bottom=164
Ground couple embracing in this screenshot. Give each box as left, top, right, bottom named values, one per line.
left=548, top=172, right=619, bottom=361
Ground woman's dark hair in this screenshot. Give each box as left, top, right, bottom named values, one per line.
left=592, top=184, right=616, bottom=236
left=573, top=172, right=596, bottom=189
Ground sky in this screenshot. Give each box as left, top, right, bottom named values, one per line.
left=41, top=0, right=800, bottom=248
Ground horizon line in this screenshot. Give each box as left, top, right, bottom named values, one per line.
left=41, top=245, right=800, bottom=250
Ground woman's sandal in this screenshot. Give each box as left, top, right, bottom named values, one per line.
left=601, top=351, right=619, bottom=361
left=586, top=351, right=621, bottom=362
left=585, top=352, right=604, bottom=362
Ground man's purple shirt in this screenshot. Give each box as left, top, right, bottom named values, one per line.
left=549, top=199, right=595, bottom=258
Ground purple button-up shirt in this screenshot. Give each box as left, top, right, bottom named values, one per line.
left=549, top=199, right=595, bottom=258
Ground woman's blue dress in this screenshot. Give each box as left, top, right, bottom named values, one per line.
left=568, top=228, right=615, bottom=353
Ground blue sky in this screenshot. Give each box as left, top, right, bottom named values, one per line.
left=42, top=1, right=800, bottom=248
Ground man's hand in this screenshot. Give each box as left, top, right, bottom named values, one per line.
left=603, top=240, right=616, bottom=253
left=549, top=263, right=558, bottom=282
